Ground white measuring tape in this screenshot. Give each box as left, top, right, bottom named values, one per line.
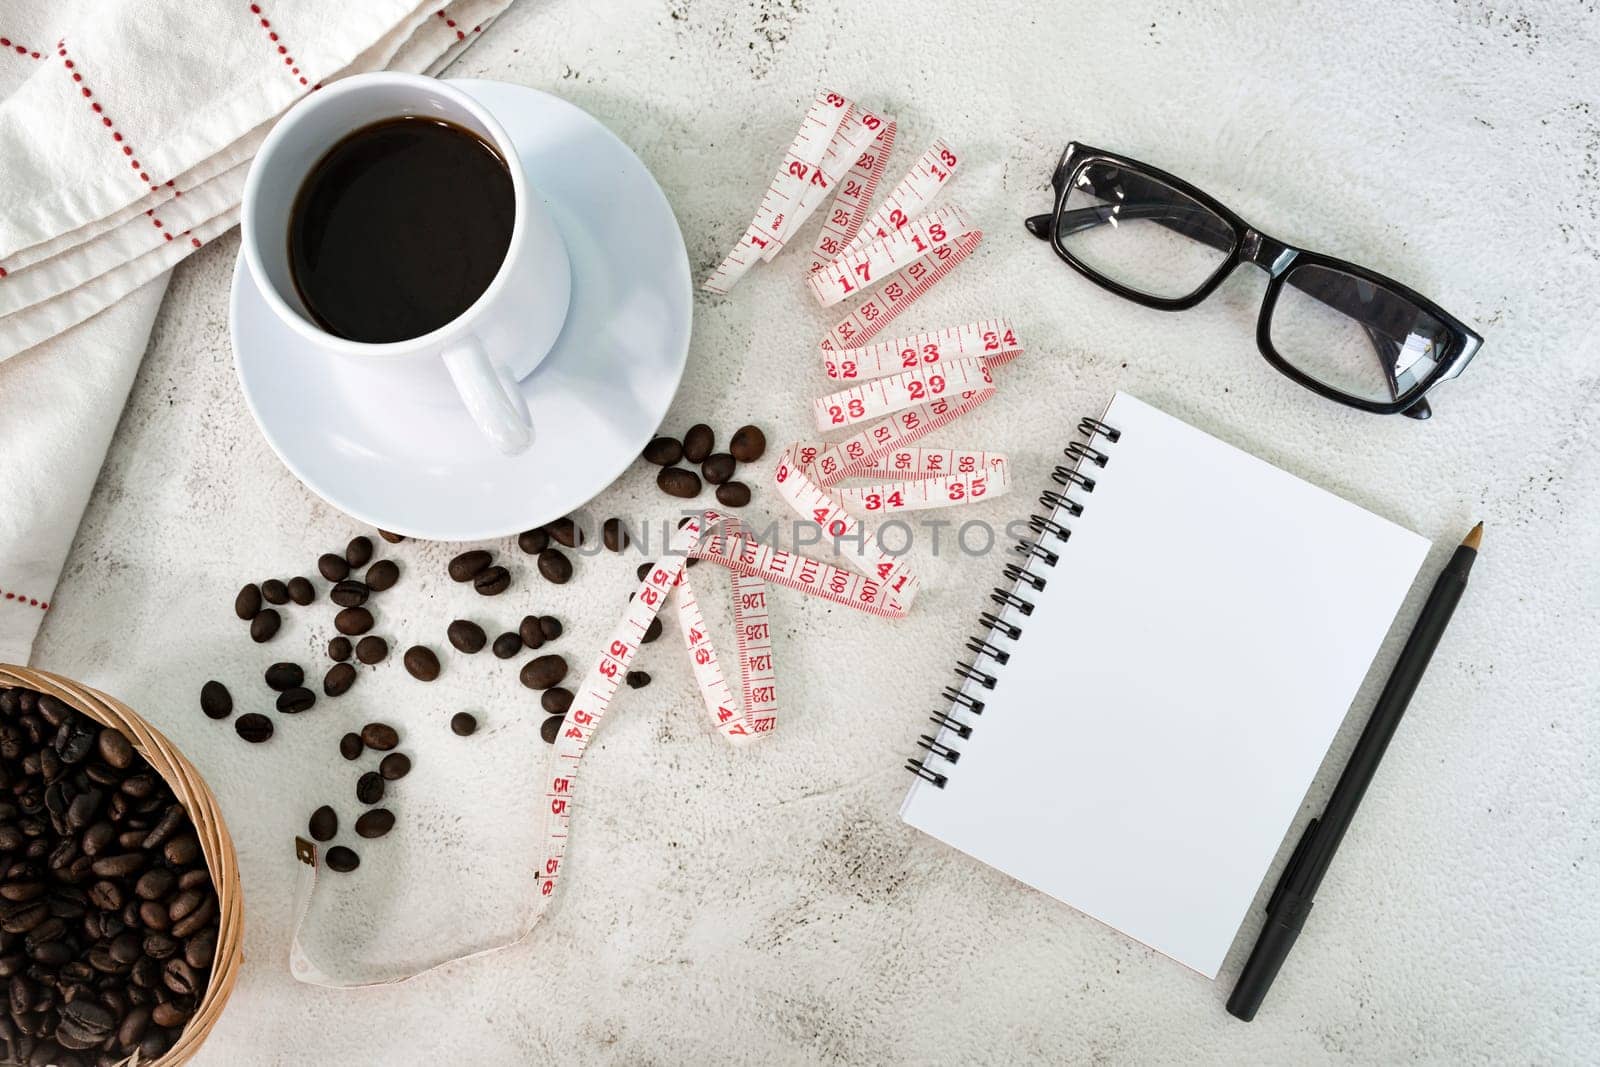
left=290, top=90, right=1025, bottom=985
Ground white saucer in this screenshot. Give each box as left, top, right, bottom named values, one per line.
left=231, top=79, right=692, bottom=541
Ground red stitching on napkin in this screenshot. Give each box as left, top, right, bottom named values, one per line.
left=0, top=588, right=50, bottom=612
left=57, top=40, right=161, bottom=194
left=435, top=10, right=466, bottom=42
left=1, top=36, right=45, bottom=60
left=249, top=4, right=308, bottom=86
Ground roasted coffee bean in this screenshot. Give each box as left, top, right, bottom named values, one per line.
left=95, top=726, right=134, bottom=769
left=325, top=846, right=360, bottom=872
left=539, top=616, right=562, bottom=641
left=134, top=869, right=174, bottom=901
left=141, top=804, right=186, bottom=849
left=379, top=752, right=411, bottom=780
left=164, top=835, right=200, bottom=866
left=356, top=772, right=384, bottom=805
left=323, top=663, right=357, bottom=697
left=358, top=557, right=399, bottom=595
left=249, top=608, right=281, bottom=643
left=520, top=654, right=568, bottom=690
left=171, top=894, right=214, bottom=938
left=701, top=452, right=736, bottom=484
left=151, top=1000, right=190, bottom=1028
left=447, top=619, right=487, bottom=654
left=450, top=712, right=477, bottom=737
left=328, top=635, right=353, bottom=661
left=355, top=809, right=395, bottom=839
left=108, top=932, right=141, bottom=965
left=625, top=670, right=652, bottom=689
left=715, top=481, right=752, bottom=508
left=184, top=929, right=217, bottom=970
left=163, top=958, right=199, bottom=997
left=234, top=583, right=262, bottom=621
left=683, top=423, right=714, bottom=463
left=642, top=616, right=663, bottom=644
left=86, top=881, right=120, bottom=911
left=360, top=723, right=399, bottom=751
left=345, top=535, right=374, bottom=569
left=657, top=466, right=701, bottom=498
left=335, top=606, right=374, bottom=635
left=517, top=527, right=549, bottom=554
left=263, top=662, right=303, bottom=692
left=473, top=565, right=511, bottom=596
left=88, top=854, right=144, bottom=879
left=537, top=548, right=573, bottom=584
left=602, top=518, right=629, bottom=552
left=318, top=553, right=349, bottom=581
left=546, top=516, right=584, bottom=547
left=643, top=436, right=683, bottom=465
left=403, top=646, right=440, bottom=681
left=540, top=714, right=563, bottom=745
left=168, top=889, right=204, bottom=923
left=234, top=713, right=273, bottom=743
left=287, top=576, right=316, bottom=605
left=636, top=561, right=653, bottom=581
left=355, top=635, right=388, bottom=665
left=541, top=687, right=573, bottom=715
left=447, top=549, right=492, bottom=582
left=308, top=806, right=337, bottom=842
left=518, top=615, right=545, bottom=649
left=199, top=681, right=232, bottom=721
left=729, top=424, right=767, bottom=463
left=330, top=579, right=369, bottom=607
left=276, top=687, right=315, bottom=714
left=339, top=732, right=364, bottom=760
left=491, top=632, right=522, bottom=659
left=261, top=578, right=289, bottom=604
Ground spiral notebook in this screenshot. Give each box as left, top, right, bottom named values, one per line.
left=901, top=392, right=1429, bottom=978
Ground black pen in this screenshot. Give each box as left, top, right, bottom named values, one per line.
left=1226, top=522, right=1483, bottom=1021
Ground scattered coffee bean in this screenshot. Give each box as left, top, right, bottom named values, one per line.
left=263, top=662, right=304, bottom=692
left=540, top=715, right=563, bottom=744
left=276, top=687, right=316, bottom=714
left=378, top=529, right=405, bottom=543
left=683, top=423, right=714, bottom=463
left=287, top=576, right=316, bottom=605
left=356, top=635, right=388, bottom=665
left=199, top=681, right=232, bottom=720
left=447, top=619, right=488, bottom=654
left=450, top=712, right=478, bottom=737
left=356, top=772, right=384, bottom=805
left=330, top=579, right=369, bottom=607
left=626, top=671, right=652, bottom=689
left=716, top=481, right=752, bottom=507
left=642, top=616, right=663, bottom=644
left=308, top=806, right=337, bottom=842
left=355, top=809, right=395, bottom=839
left=518, top=615, right=545, bottom=649
left=657, top=466, right=701, bottom=498
left=492, top=632, right=522, bottom=659
left=643, top=436, right=684, bottom=465
left=730, top=425, right=767, bottom=463
left=235, top=713, right=273, bottom=743
left=361, top=722, right=399, bottom=751
left=546, top=516, right=584, bottom=547
left=328, top=635, right=353, bottom=661
left=324, top=662, right=357, bottom=697
left=602, top=518, right=629, bottom=552
left=340, top=732, right=364, bottom=760
left=448, top=549, right=492, bottom=582
left=518, top=527, right=549, bottom=554
left=520, top=654, right=569, bottom=690
left=335, top=606, right=375, bottom=635
left=702, top=452, right=736, bottom=484
left=541, top=687, right=574, bottom=715
left=346, top=535, right=374, bottom=568
left=365, top=558, right=400, bottom=592
left=540, top=615, right=563, bottom=641
left=538, top=548, right=573, bottom=584
left=250, top=608, right=281, bottom=642
left=318, top=553, right=350, bottom=581
left=325, top=845, right=360, bottom=872
left=234, top=582, right=262, bottom=620
left=637, top=561, right=653, bottom=581
left=379, top=752, right=411, bottom=780
left=403, top=645, right=440, bottom=681
left=261, top=578, right=290, bottom=604
left=473, top=565, right=511, bottom=596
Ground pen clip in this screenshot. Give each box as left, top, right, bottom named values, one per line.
left=1266, top=817, right=1319, bottom=916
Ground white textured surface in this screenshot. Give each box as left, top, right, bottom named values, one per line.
left=28, top=0, right=1600, bottom=1061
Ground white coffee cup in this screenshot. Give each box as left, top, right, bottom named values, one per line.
left=241, top=72, right=570, bottom=454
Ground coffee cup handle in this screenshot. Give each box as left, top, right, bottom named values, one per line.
left=441, top=337, right=533, bottom=454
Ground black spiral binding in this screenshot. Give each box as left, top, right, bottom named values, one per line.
left=904, top=412, right=1122, bottom=789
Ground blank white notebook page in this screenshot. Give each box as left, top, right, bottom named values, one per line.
left=901, top=392, right=1429, bottom=978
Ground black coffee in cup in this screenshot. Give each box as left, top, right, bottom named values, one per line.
left=287, top=117, right=514, bottom=344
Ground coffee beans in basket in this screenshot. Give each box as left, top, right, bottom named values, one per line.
left=0, top=685, right=223, bottom=1063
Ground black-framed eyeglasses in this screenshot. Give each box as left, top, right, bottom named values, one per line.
left=1026, top=142, right=1483, bottom=419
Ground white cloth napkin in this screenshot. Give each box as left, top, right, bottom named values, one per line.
left=0, top=0, right=512, bottom=663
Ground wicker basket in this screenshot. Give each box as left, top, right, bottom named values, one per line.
left=0, top=664, right=243, bottom=1066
